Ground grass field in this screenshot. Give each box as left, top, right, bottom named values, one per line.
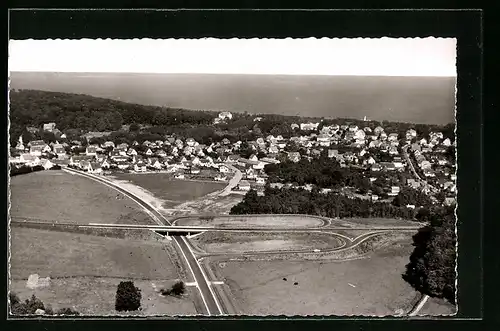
left=9, top=227, right=197, bottom=315
left=9, top=171, right=152, bottom=225
left=112, top=173, right=226, bottom=208
left=330, top=218, right=425, bottom=228
left=174, top=215, right=325, bottom=228
left=191, top=232, right=343, bottom=254
left=418, top=297, right=457, bottom=316
left=213, top=238, right=419, bottom=316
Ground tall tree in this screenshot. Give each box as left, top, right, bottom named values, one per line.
left=403, top=206, right=456, bottom=304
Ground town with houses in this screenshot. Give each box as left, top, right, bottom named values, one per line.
left=9, top=111, right=457, bottom=206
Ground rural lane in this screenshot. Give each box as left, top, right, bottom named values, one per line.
left=219, top=164, right=242, bottom=196
left=402, top=145, right=422, bottom=181
left=62, top=167, right=224, bottom=316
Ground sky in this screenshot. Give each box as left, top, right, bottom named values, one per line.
left=8, top=38, right=457, bottom=77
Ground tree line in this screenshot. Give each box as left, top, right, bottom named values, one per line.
left=403, top=205, right=456, bottom=304
left=230, top=187, right=416, bottom=220
left=10, top=90, right=455, bottom=149
left=264, top=156, right=372, bottom=193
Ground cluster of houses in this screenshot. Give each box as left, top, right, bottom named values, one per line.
left=10, top=115, right=456, bottom=202
left=408, top=133, right=456, bottom=200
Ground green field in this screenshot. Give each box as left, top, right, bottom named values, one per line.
left=9, top=170, right=152, bottom=225
left=10, top=227, right=197, bottom=315
left=112, top=173, right=226, bottom=208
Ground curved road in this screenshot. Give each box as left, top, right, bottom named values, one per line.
left=219, top=164, right=242, bottom=196
left=402, top=144, right=422, bottom=181
left=63, top=167, right=224, bottom=316
left=59, top=167, right=421, bottom=316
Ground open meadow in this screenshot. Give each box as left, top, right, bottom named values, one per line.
left=329, top=217, right=425, bottom=228
left=9, top=170, right=152, bottom=225
left=173, top=215, right=325, bottom=228
left=112, top=173, right=226, bottom=209
left=9, top=227, right=198, bottom=315
left=210, top=235, right=420, bottom=316
left=191, top=232, right=343, bottom=254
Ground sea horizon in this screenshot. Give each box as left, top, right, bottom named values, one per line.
left=9, top=72, right=457, bottom=125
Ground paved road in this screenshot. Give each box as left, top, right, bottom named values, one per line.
left=219, top=164, right=242, bottom=196
left=63, top=167, right=223, bottom=316
left=402, top=145, right=422, bottom=181
left=79, top=222, right=421, bottom=233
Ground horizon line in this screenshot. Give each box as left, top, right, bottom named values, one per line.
left=8, top=70, right=457, bottom=78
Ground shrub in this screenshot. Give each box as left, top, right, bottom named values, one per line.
left=170, top=281, right=186, bottom=296
left=44, top=304, right=54, bottom=315
left=10, top=294, right=45, bottom=315
left=115, top=281, right=142, bottom=312
left=403, top=206, right=456, bottom=304
left=160, top=281, right=186, bottom=297
left=24, top=294, right=45, bottom=314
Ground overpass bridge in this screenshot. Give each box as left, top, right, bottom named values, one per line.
left=79, top=222, right=421, bottom=236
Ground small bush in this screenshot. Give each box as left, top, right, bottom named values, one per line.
left=24, top=294, right=45, bottom=314
left=115, top=281, right=142, bottom=312
left=160, top=281, right=186, bottom=297
left=10, top=294, right=45, bottom=315
left=44, top=304, right=54, bottom=315
left=171, top=281, right=186, bottom=295
left=56, top=307, right=80, bottom=316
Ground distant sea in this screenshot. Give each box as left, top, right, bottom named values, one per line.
left=9, top=72, right=456, bottom=125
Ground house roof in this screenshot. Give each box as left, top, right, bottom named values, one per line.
left=80, top=161, right=91, bottom=168
left=29, top=140, right=46, bottom=146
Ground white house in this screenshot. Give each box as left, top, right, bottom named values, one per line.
left=214, top=174, right=227, bottom=181
left=238, top=180, right=251, bottom=191
left=256, top=177, right=266, bottom=185
left=149, top=158, right=163, bottom=169
left=388, top=133, right=399, bottom=142
left=43, top=122, right=56, bottom=132
left=85, top=146, right=97, bottom=156
left=219, top=165, right=231, bottom=173
left=218, top=111, right=233, bottom=120
left=103, top=141, right=115, bottom=149
left=246, top=168, right=256, bottom=179
left=134, top=162, right=147, bottom=172
left=389, top=186, right=400, bottom=196
left=420, top=160, right=432, bottom=170
left=41, top=159, right=54, bottom=170
left=354, top=129, right=366, bottom=140
left=348, top=125, right=359, bottom=132
left=300, top=122, right=319, bottom=131
left=29, top=146, right=44, bottom=156
left=365, top=156, right=376, bottom=165
left=374, top=126, right=384, bottom=135
left=89, top=162, right=102, bottom=174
